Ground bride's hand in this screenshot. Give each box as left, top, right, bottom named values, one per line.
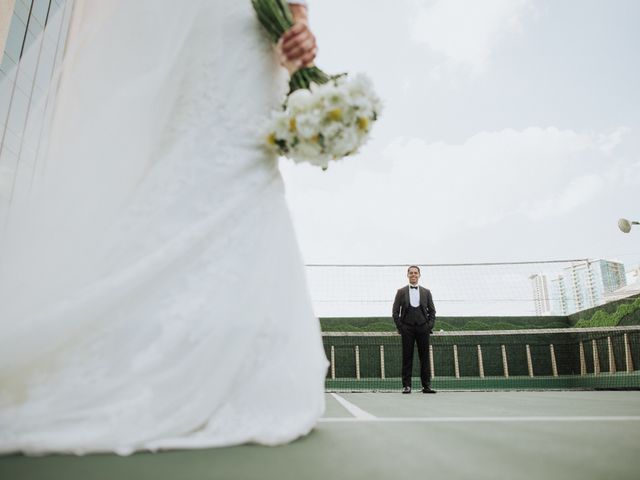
left=278, top=5, right=317, bottom=72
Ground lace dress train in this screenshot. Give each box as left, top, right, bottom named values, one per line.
left=0, top=0, right=327, bottom=455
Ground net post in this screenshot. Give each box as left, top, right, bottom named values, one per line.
left=477, top=345, right=485, bottom=378
left=550, top=344, right=558, bottom=377
left=592, top=340, right=600, bottom=375
left=330, top=345, right=336, bottom=380
left=380, top=345, right=385, bottom=379
left=624, top=333, right=634, bottom=373
left=501, top=344, right=509, bottom=378
left=453, top=344, right=460, bottom=379
left=429, top=344, right=434, bottom=378
left=607, top=337, right=616, bottom=374
left=579, top=341, right=586, bottom=375
left=355, top=345, right=361, bottom=380
left=526, top=344, right=534, bottom=377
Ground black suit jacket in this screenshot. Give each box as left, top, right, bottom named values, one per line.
left=392, top=286, right=436, bottom=333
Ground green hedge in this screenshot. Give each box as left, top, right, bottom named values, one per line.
left=575, top=297, right=640, bottom=328
left=569, top=294, right=640, bottom=325
left=320, top=296, right=640, bottom=332
left=320, top=316, right=571, bottom=332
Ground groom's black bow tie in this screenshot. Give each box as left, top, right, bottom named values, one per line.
left=410, top=286, right=418, bottom=289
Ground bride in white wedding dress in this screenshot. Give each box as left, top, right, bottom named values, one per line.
left=0, top=0, right=327, bottom=455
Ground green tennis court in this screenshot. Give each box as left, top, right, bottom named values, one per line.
left=2, top=391, right=639, bottom=480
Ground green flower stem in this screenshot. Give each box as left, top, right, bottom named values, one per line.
left=275, top=0, right=294, bottom=25
left=252, top=0, right=291, bottom=39
left=289, top=67, right=333, bottom=92
left=272, top=0, right=294, bottom=30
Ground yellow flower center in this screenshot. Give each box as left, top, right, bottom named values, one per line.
left=289, top=118, right=297, bottom=132
left=357, top=117, right=369, bottom=131
left=327, top=108, right=343, bottom=121
left=267, top=133, right=277, bottom=145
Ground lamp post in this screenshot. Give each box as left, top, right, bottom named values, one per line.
left=618, top=218, right=640, bottom=233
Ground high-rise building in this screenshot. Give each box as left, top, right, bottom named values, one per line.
left=602, top=264, right=638, bottom=302
left=548, top=259, right=627, bottom=315
left=599, top=260, right=627, bottom=294
left=549, top=274, right=571, bottom=316
left=529, top=273, right=551, bottom=315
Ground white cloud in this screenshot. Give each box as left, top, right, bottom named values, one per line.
left=597, top=127, right=630, bottom=155
left=525, top=174, right=605, bottom=220
left=411, top=0, right=535, bottom=74
left=281, top=127, right=630, bottom=262
left=380, top=127, right=605, bottom=228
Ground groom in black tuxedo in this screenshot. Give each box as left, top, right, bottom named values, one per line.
left=392, top=265, right=436, bottom=394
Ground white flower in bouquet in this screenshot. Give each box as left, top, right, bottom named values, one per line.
left=271, top=111, right=291, bottom=140
left=294, top=113, right=318, bottom=139
left=287, top=89, right=313, bottom=112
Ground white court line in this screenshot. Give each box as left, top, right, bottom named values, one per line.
left=319, top=416, right=640, bottom=423
left=330, top=393, right=377, bottom=420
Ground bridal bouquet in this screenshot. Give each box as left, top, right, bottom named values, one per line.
left=252, top=0, right=381, bottom=169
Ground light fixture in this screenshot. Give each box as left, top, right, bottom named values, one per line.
left=618, top=218, right=640, bottom=233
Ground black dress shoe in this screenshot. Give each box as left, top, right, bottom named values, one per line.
left=402, top=386, right=411, bottom=394
left=422, top=386, right=436, bottom=394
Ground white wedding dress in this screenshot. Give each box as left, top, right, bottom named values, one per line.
left=0, top=0, right=327, bottom=455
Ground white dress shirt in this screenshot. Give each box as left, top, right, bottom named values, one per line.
left=409, top=284, right=420, bottom=307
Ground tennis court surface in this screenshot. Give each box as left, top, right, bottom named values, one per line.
left=1, top=390, right=639, bottom=480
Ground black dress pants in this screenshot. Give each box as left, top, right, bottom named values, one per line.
left=401, top=324, right=431, bottom=388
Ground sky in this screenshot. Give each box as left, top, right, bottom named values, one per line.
left=279, top=0, right=640, bottom=269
